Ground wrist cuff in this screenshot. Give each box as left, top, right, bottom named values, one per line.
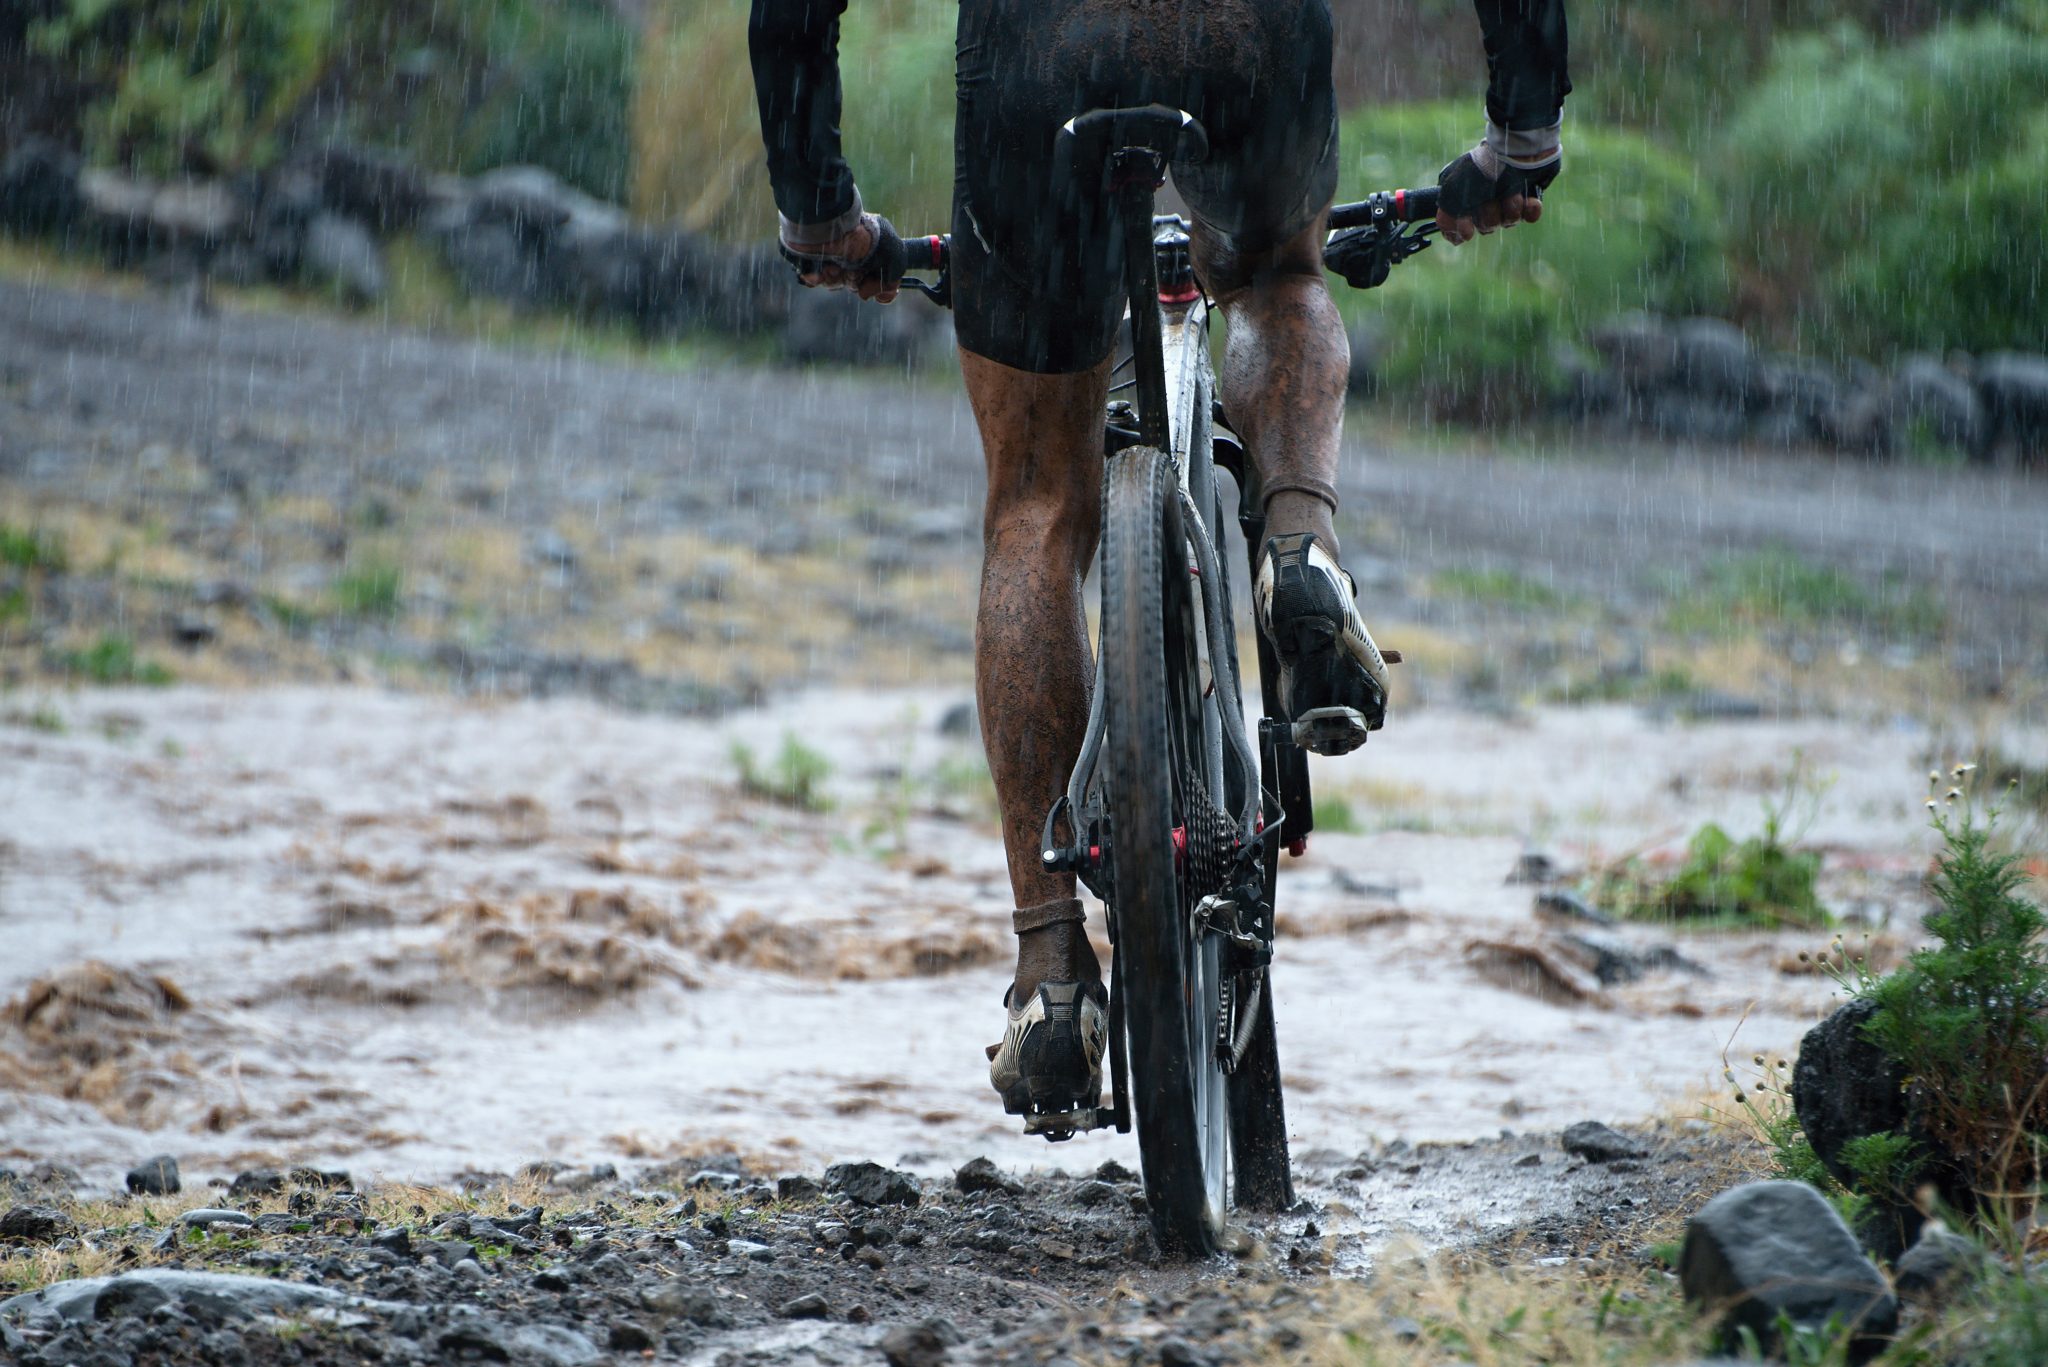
left=1486, top=118, right=1563, bottom=169
left=779, top=189, right=866, bottom=248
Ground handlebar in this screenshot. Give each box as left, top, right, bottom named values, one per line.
left=893, top=184, right=1443, bottom=306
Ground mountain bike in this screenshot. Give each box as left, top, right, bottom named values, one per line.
left=900, top=104, right=1438, bottom=1256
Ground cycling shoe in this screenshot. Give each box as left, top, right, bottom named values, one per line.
left=987, top=981, right=1108, bottom=1129
left=1255, top=531, right=1390, bottom=754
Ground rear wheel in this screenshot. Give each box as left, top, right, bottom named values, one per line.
left=1100, top=445, right=1229, bottom=1256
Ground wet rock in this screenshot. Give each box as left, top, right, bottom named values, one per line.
left=824, top=1160, right=921, bottom=1206
left=177, top=1208, right=254, bottom=1230
left=422, top=1238, right=478, bottom=1268
left=776, top=1174, right=822, bottom=1202
left=1158, top=1338, right=1209, bottom=1367
left=125, top=1154, right=180, bottom=1196
left=1561, top=1121, right=1648, bottom=1163
left=938, top=700, right=978, bottom=739
left=642, top=1281, right=729, bottom=1326
left=1890, top=355, right=1983, bottom=454
left=510, top=1323, right=603, bottom=1365
left=954, top=1156, right=1022, bottom=1197
left=1679, top=1180, right=1895, bottom=1359
left=1893, top=1225, right=1981, bottom=1306
left=609, top=1320, right=656, bottom=1350
left=302, top=213, right=386, bottom=305
left=729, top=1238, right=775, bottom=1261
left=371, top=1226, right=411, bottom=1257
left=880, top=1317, right=959, bottom=1367
left=1556, top=930, right=1707, bottom=986
left=1588, top=313, right=1679, bottom=394
left=853, top=1245, right=889, bottom=1269
left=1977, top=351, right=2048, bottom=464
left=1095, top=1160, right=1138, bottom=1182
left=289, top=1166, right=352, bottom=1189
left=0, top=1269, right=397, bottom=1326
left=93, top=1277, right=172, bottom=1319
left=1466, top=937, right=1608, bottom=1005
left=0, top=136, right=83, bottom=236
left=688, top=1169, right=741, bottom=1191
left=0, top=1204, right=76, bottom=1242
left=1670, top=317, right=1754, bottom=405
left=228, top=1168, right=285, bottom=1199
left=1532, top=889, right=1610, bottom=925
left=779, top=1291, right=831, bottom=1319
left=1506, top=850, right=1563, bottom=885
left=1070, top=1181, right=1124, bottom=1208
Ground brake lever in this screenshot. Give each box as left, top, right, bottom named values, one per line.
left=900, top=270, right=951, bottom=308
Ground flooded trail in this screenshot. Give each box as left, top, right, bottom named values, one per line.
left=3, top=684, right=1965, bottom=1218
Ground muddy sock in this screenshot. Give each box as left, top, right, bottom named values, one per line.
left=1010, top=899, right=1100, bottom=1004
left=1264, top=487, right=1339, bottom=556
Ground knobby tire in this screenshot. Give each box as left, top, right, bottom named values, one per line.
left=1101, top=445, right=1225, bottom=1257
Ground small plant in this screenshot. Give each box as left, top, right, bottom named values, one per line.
left=59, top=634, right=175, bottom=686
left=332, top=562, right=403, bottom=619
left=1431, top=565, right=1567, bottom=610
left=732, top=733, right=834, bottom=812
left=0, top=522, right=67, bottom=572
left=1607, top=755, right=1828, bottom=929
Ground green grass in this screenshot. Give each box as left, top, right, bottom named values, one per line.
left=331, top=562, right=403, bottom=618
left=1663, top=548, right=1944, bottom=639
left=1432, top=566, right=1570, bottom=610
left=58, top=633, right=175, bottom=686
left=1313, top=794, right=1362, bottom=834
left=0, top=523, right=67, bottom=572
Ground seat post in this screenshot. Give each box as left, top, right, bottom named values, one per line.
left=1110, top=150, right=1170, bottom=450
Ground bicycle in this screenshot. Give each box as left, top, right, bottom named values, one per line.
left=899, top=104, right=1439, bottom=1256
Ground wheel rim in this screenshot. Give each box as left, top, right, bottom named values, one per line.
left=1163, top=533, right=1230, bottom=1231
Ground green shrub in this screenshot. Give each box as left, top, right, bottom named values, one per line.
left=452, top=2, right=636, bottom=201
left=1720, top=18, right=2048, bottom=354
left=1640, top=820, right=1827, bottom=929
left=1334, top=103, right=1726, bottom=412
left=1859, top=778, right=2048, bottom=1206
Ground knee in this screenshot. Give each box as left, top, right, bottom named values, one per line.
left=982, top=486, right=1098, bottom=571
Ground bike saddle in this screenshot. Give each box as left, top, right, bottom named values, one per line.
left=1056, top=105, right=1210, bottom=183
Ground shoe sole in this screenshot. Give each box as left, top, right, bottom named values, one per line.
left=1272, top=615, right=1384, bottom=752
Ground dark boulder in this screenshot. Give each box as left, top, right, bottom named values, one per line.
left=783, top=287, right=946, bottom=368
left=823, top=1160, right=921, bottom=1206
left=300, top=212, right=386, bottom=305
left=301, top=144, right=429, bottom=232
left=1890, top=355, right=1983, bottom=456
left=1670, top=317, right=1755, bottom=406
left=1976, top=352, right=2048, bottom=466
left=0, top=1204, right=75, bottom=1241
left=0, top=136, right=82, bottom=236
left=1892, top=1224, right=1982, bottom=1306
left=125, top=1154, right=180, bottom=1196
left=1679, top=1180, right=1895, bottom=1361
left=1587, top=313, right=1678, bottom=395
left=1560, top=1120, right=1648, bottom=1162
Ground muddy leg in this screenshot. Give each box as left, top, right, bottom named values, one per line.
left=1192, top=210, right=1347, bottom=552
left=960, top=346, right=1110, bottom=1003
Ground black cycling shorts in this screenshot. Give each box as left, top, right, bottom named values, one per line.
left=951, top=0, right=1338, bottom=374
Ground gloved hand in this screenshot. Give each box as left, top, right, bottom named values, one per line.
left=1435, top=120, right=1560, bottom=246
left=778, top=211, right=907, bottom=303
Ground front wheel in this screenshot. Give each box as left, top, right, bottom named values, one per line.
left=1099, top=446, right=1229, bottom=1256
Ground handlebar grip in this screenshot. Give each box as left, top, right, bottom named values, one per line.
left=903, top=233, right=948, bottom=273
left=1327, top=187, right=1439, bottom=231
left=1393, top=186, right=1439, bottom=223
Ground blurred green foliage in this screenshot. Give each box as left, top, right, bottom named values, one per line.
left=1720, top=17, right=2048, bottom=354
left=635, top=0, right=953, bottom=237
left=1335, top=102, right=1725, bottom=412
left=30, top=0, right=635, bottom=197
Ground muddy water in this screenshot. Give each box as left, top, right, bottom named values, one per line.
left=0, top=686, right=1979, bottom=1194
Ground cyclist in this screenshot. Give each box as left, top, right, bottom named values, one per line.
left=749, top=0, right=1569, bottom=1127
